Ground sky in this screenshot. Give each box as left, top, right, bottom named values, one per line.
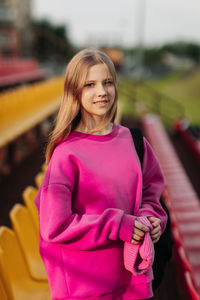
left=32, top=0, right=200, bottom=48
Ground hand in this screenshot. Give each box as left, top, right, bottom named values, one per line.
left=148, top=217, right=161, bottom=243
left=131, top=220, right=149, bottom=245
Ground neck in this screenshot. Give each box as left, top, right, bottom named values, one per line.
left=76, top=120, right=113, bottom=135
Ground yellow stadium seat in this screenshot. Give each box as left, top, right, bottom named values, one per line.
left=0, top=76, right=64, bottom=148
left=0, top=226, right=51, bottom=300
left=9, top=204, right=47, bottom=282
left=22, top=185, right=39, bottom=232
left=35, top=172, right=45, bottom=188
left=41, top=162, right=48, bottom=173
left=0, top=277, right=8, bottom=300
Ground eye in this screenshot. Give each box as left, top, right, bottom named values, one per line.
left=85, top=82, right=94, bottom=87
left=105, top=80, right=113, bottom=86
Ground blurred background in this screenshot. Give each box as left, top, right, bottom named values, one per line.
left=0, top=1, right=200, bottom=299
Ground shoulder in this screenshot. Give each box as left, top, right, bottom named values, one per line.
left=42, top=141, right=78, bottom=188
left=48, top=138, right=80, bottom=175
left=115, top=124, right=133, bottom=138
left=51, top=133, right=82, bottom=162
left=143, top=137, right=157, bottom=158
left=116, top=123, right=130, bottom=132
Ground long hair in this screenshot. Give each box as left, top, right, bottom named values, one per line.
left=45, top=48, right=118, bottom=164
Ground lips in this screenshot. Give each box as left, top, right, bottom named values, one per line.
left=93, top=100, right=109, bottom=104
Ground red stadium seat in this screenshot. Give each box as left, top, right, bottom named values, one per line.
left=184, top=271, right=200, bottom=300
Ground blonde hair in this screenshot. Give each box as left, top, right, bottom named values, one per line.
left=45, top=48, right=118, bottom=164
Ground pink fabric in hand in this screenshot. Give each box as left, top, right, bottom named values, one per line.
left=124, top=216, right=154, bottom=276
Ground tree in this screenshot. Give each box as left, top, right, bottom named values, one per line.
left=31, top=19, right=75, bottom=62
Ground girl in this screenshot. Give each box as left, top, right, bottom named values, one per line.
left=35, top=48, right=167, bottom=300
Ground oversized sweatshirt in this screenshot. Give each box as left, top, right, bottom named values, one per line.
left=35, top=123, right=167, bottom=300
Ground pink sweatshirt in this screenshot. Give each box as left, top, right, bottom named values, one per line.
left=35, top=124, right=167, bottom=300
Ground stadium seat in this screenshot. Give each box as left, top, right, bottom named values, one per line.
left=175, top=210, right=200, bottom=223
left=0, top=76, right=63, bottom=148
left=41, top=162, right=47, bottom=173
left=142, top=114, right=200, bottom=299
left=0, top=277, right=8, bottom=300
left=178, top=246, right=192, bottom=272
left=22, top=186, right=39, bottom=232
left=184, top=271, right=200, bottom=300
left=35, top=172, right=45, bottom=188
left=179, top=222, right=200, bottom=236
left=172, top=226, right=183, bottom=249
left=182, top=235, right=200, bottom=250
left=9, top=204, right=47, bottom=282
left=0, top=226, right=50, bottom=300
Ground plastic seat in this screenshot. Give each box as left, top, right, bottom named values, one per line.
left=179, top=222, right=200, bottom=236
left=0, top=277, right=8, bottom=300
left=0, top=76, right=63, bottom=148
left=173, top=246, right=186, bottom=289
left=187, top=249, right=200, bottom=269
left=35, top=172, right=45, bottom=188
left=172, top=199, right=200, bottom=212
left=22, top=185, right=39, bottom=232
left=184, top=271, right=200, bottom=300
left=0, top=226, right=50, bottom=300
left=171, top=226, right=183, bottom=249
left=9, top=204, right=47, bottom=281
left=41, top=162, right=47, bottom=173
left=176, top=210, right=200, bottom=222
left=177, top=246, right=192, bottom=273
left=182, top=235, right=200, bottom=250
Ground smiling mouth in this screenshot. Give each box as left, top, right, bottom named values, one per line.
left=93, top=100, right=109, bottom=104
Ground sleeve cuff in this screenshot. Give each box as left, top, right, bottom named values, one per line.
left=118, top=214, right=136, bottom=242
left=138, top=210, right=167, bottom=234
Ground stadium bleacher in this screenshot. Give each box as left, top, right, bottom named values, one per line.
left=142, top=114, right=200, bottom=300
left=0, top=58, right=47, bottom=88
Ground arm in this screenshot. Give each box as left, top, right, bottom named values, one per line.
left=123, top=138, right=167, bottom=273
left=36, top=151, right=136, bottom=250
left=137, top=138, right=167, bottom=233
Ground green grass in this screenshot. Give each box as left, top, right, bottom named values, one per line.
left=118, top=69, right=200, bottom=126
left=145, top=69, right=200, bottom=125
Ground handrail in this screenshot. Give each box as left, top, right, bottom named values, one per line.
left=119, top=78, right=185, bottom=128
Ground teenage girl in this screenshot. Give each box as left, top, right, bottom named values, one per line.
left=35, top=48, right=167, bottom=300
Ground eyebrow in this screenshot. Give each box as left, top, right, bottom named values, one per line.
left=85, top=77, right=113, bottom=83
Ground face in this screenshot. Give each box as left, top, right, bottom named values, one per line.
left=80, top=63, right=116, bottom=123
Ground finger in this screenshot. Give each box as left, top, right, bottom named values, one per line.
left=149, top=216, right=160, bottom=222
left=151, top=231, right=161, bottom=240
left=131, top=238, right=141, bottom=245
left=135, top=220, right=149, bottom=232
left=152, top=236, right=160, bottom=244
left=151, top=225, right=161, bottom=235
left=132, top=233, right=142, bottom=241
left=149, top=217, right=161, bottom=227
left=133, top=227, right=145, bottom=238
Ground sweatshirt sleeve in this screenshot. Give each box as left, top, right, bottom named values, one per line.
left=35, top=150, right=135, bottom=250
left=137, top=138, right=167, bottom=233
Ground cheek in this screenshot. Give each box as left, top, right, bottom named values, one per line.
left=80, top=90, right=93, bottom=107
left=109, top=87, right=116, bottom=100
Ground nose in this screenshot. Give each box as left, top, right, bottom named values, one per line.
left=97, top=83, right=107, bottom=97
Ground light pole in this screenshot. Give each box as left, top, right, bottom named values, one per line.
left=135, top=0, right=146, bottom=80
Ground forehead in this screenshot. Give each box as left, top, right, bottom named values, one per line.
left=85, top=63, right=112, bottom=80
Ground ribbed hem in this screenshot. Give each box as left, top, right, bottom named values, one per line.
left=52, top=282, right=153, bottom=299
left=124, top=216, right=154, bottom=276
left=123, top=281, right=153, bottom=299
left=124, top=242, right=140, bottom=274
left=118, top=214, right=136, bottom=243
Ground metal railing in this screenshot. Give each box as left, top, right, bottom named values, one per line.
left=119, top=78, right=185, bottom=128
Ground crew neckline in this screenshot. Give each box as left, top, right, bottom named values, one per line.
left=69, top=123, right=119, bottom=141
